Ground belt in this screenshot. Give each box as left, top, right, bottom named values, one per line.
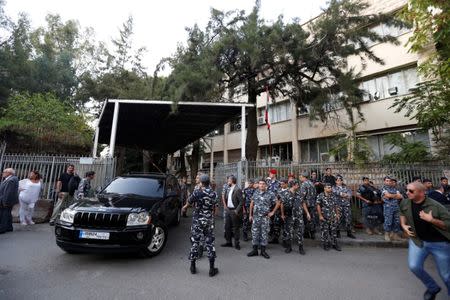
left=228, top=207, right=236, bottom=210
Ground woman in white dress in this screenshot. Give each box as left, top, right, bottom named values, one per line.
left=19, top=170, right=42, bottom=225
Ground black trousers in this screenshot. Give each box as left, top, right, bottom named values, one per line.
left=0, top=207, right=13, bottom=233
left=224, top=209, right=241, bottom=243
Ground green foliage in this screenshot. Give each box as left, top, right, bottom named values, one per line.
left=382, top=133, right=430, bottom=163
left=0, top=92, right=92, bottom=152
left=162, top=0, right=405, bottom=160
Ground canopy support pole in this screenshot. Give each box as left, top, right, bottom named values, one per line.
left=92, top=124, right=99, bottom=158
left=241, top=105, right=246, bottom=160
left=109, top=101, right=120, bottom=157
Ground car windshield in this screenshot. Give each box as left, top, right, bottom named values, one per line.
left=102, top=177, right=165, bottom=198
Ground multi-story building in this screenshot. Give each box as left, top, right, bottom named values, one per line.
left=184, top=0, right=433, bottom=169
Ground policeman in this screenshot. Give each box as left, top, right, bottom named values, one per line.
left=247, top=178, right=279, bottom=259
left=356, top=177, right=379, bottom=235
left=316, top=183, right=341, bottom=251
left=182, top=174, right=219, bottom=277
left=299, top=172, right=317, bottom=240
left=266, top=169, right=281, bottom=244
left=281, top=180, right=310, bottom=254
left=381, top=176, right=403, bottom=241
left=277, top=178, right=290, bottom=247
left=242, top=179, right=256, bottom=241
left=332, top=175, right=356, bottom=239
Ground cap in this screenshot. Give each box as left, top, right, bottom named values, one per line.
left=336, top=175, right=344, bottom=180
left=288, top=173, right=295, bottom=178
left=300, top=171, right=309, bottom=178
left=383, top=176, right=392, bottom=181
left=248, top=178, right=255, bottom=184
left=324, top=182, right=332, bottom=187
left=362, top=176, right=369, bottom=180
left=199, top=174, right=210, bottom=184
left=280, top=177, right=288, bottom=183
left=269, top=169, right=277, bottom=175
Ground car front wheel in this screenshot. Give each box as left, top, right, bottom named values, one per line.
left=141, top=224, right=167, bottom=257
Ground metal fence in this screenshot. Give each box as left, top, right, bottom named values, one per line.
left=211, top=160, right=450, bottom=223
left=0, top=153, right=116, bottom=200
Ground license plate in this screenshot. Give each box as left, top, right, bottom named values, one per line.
left=79, top=230, right=110, bottom=240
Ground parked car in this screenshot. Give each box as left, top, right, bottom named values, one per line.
left=55, top=173, right=182, bottom=257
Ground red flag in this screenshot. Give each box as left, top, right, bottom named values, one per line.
left=265, top=86, right=271, bottom=130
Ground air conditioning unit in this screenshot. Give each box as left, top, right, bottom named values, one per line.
left=298, top=104, right=310, bottom=115
left=320, top=152, right=331, bottom=162
left=257, top=116, right=266, bottom=125
left=373, top=91, right=380, bottom=100
left=388, top=87, right=398, bottom=96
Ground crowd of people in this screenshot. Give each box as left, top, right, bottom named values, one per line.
left=182, top=169, right=450, bottom=297
left=0, top=165, right=96, bottom=231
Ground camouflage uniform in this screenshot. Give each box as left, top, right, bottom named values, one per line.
left=300, top=180, right=317, bottom=237
left=282, top=190, right=306, bottom=246
left=333, top=185, right=353, bottom=231
left=381, top=185, right=401, bottom=233
left=251, top=189, right=276, bottom=247
left=316, top=192, right=340, bottom=247
left=266, top=179, right=281, bottom=242
left=188, top=186, right=218, bottom=261
left=242, top=187, right=255, bottom=239
left=221, top=183, right=230, bottom=236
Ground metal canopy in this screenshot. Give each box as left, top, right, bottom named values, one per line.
left=96, top=99, right=253, bottom=154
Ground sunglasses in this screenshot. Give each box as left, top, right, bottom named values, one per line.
left=407, top=189, right=415, bottom=193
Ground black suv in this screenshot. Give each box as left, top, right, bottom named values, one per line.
left=55, top=173, right=182, bottom=257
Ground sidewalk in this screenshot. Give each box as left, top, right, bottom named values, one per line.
left=302, top=229, right=408, bottom=248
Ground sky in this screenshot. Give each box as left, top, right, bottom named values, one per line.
left=4, top=0, right=328, bottom=75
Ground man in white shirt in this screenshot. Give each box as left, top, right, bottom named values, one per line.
left=221, top=175, right=243, bottom=250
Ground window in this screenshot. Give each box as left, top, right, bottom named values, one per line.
left=365, top=130, right=430, bottom=159
left=259, top=143, right=293, bottom=161
left=102, top=177, right=165, bottom=198
left=360, top=23, right=410, bottom=48
left=300, top=137, right=344, bottom=162
left=258, top=101, right=291, bottom=125
left=359, top=67, right=418, bottom=101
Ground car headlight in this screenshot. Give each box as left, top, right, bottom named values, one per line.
left=60, top=208, right=76, bottom=224
left=127, top=212, right=150, bottom=226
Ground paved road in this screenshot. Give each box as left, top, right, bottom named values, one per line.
left=0, top=218, right=447, bottom=300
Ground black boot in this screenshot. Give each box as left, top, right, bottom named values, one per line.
left=347, top=230, right=356, bottom=239
left=337, top=230, right=341, bottom=238
left=243, top=232, right=248, bottom=242
left=234, top=240, right=241, bottom=250
left=209, top=259, right=219, bottom=277
left=298, top=245, right=306, bottom=255
left=268, top=238, right=279, bottom=244
left=332, top=243, right=342, bottom=251
left=260, top=246, right=270, bottom=259
left=247, top=245, right=259, bottom=257
left=220, top=241, right=233, bottom=247
left=284, top=242, right=292, bottom=253
left=323, top=243, right=330, bottom=251
left=310, top=231, right=315, bottom=240
left=190, top=260, right=196, bottom=274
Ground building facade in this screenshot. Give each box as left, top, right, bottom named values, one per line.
left=192, top=0, right=433, bottom=168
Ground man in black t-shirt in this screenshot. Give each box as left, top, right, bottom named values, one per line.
left=400, top=182, right=450, bottom=300
left=49, top=164, right=76, bottom=225
left=322, top=168, right=336, bottom=186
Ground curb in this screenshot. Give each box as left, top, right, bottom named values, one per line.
left=303, top=238, right=408, bottom=248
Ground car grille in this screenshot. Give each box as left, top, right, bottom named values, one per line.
left=73, top=212, right=128, bottom=229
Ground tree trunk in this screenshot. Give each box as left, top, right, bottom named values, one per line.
left=179, top=148, right=187, bottom=178
left=246, top=81, right=259, bottom=161
left=142, top=150, right=150, bottom=172
left=188, top=140, right=201, bottom=189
